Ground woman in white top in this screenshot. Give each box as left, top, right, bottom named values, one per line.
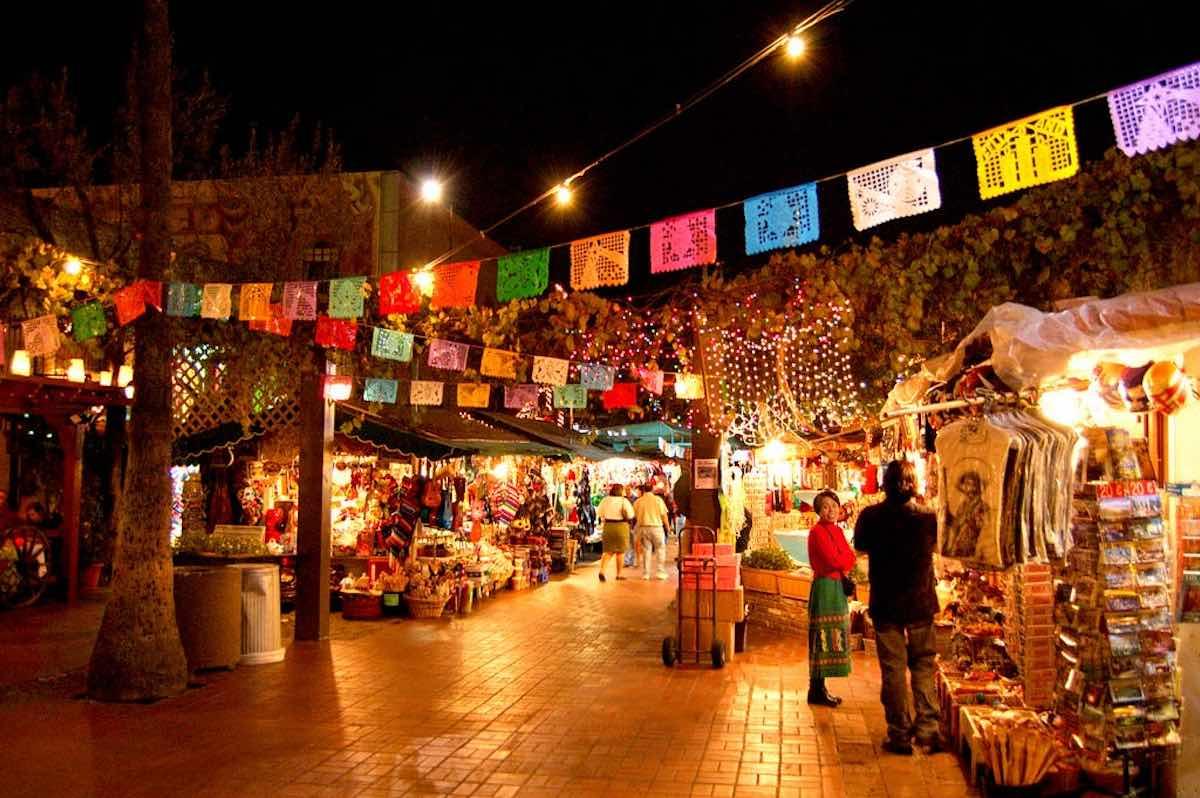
left=596, top=483, right=635, bottom=582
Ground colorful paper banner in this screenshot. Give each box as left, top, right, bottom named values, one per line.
left=410, top=380, right=444, bottom=406
left=504, top=384, right=540, bottom=410
left=639, top=368, right=664, bottom=395
left=531, top=355, right=569, bottom=386
left=1108, top=62, right=1200, bottom=157
left=363, top=378, right=399, bottom=404
left=431, top=261, right=480, bottom=310
left=553, top=384, right=587, bottom=409
left=372, top=328, right=414, bottom=362
left=743, top=183, right=820, bottom=255
left=650, top=209, right=717, bottom=273
left=457, top=383, right=491, bottom=408
left=579, top=363, right=616, bottom=391
left=113, top=284, right=147, bottom=326
left=428, top=339, right=469, bottom=371
left=238, top=282, right=273, bottom=321
left=139, top=280, right=164, bottom=311
left=973, top=106, right=1078, bottom=199
left=329, top=276, right=367, bottom=319
left=167, top=283, right=202, bottom=317
left=248, top=304, right=293, bottom=337
left=847, top=148, right=942, bottom=231
left=601, top=382, right=638, bottom=410
left=71, top=302, right=107, bottom=342
left=481, top=348, right=520, bottom=380
left=378, top=270, right=421, bottom=315
left=674, top=372, right=705, bottom=399
left=21, top=315, right=60, bottom=358
left=314, top=316, right=357, bottom=351
left=570, top=231, right=631, bottom=290
left=496, top=248, right=550, bottom=302
left=201, top=283, right=233, bottom=320
left=282, top=281, right=318, bottom=321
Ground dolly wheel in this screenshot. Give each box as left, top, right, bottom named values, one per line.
left=711, top=640, right=726, bottom=669
left=662, top=636, right=676, bottom=667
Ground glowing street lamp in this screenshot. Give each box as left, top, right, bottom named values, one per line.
left=420, top=178, right=444, bottom=203
left=784, top=34, right=806, bottom=59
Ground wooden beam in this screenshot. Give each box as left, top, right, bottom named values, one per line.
left=295, top=352, right=333, bottom=641
left=54, top=419, right=85, bottom=605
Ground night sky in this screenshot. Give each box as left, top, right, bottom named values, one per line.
left=3, top=1, right=1198, bottom=276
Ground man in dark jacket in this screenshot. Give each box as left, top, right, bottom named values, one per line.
left=854, top=460, right=940, bottom=755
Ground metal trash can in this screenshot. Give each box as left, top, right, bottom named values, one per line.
left=231, top=564, right=286, bottom=665
left=173, top=566, right=242, bottom=671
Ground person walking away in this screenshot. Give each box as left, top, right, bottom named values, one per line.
left=634, top=483, right=670, bottom=580
left=853, top=460, right=941, bottom=755
left=596, top=484, right=635, bottom=582
left=807, top=490, right=855, bottom=707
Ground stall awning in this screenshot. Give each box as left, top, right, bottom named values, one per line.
left=469, top=412, right=613, bottom=461
left=885, top=282, right=1200, bottom=412
left=591, top=421, right=691, bottom=459
left=340, top=403, right=570, bottom=458
left=336, top=405, right=458, bottom=459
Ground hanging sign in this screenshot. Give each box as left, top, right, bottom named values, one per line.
left=532, top=355, right=569, bottom=386
left=457, top=383, right=491, bottom=408
left=1108, top=61, right=1200, bottom=156
left=743, top=183, right=819, bottom=255
left=329, top=276, right=367, bottom=319
left=238, top=282, right=273, bottom=321
left=427, top=339, right=469, bottom=371
left=410, top=380, right=444, bottom=406
left=431, top=261, right=480, bottom=310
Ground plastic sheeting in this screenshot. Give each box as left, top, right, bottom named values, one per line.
left=885, top=282, right=1200, bottom=412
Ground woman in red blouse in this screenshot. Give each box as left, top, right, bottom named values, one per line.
left=807, top=491, right=856, bottom=707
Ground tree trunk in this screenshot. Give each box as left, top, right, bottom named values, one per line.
left=87, top=0, right=188, bottom=701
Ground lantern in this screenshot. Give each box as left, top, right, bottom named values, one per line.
left=1143, top=361, right=1190, bottom=415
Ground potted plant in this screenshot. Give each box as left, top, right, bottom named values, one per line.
left=849, top=562, right=869, bottom=607
left=740, top=545, right=795, bottom=594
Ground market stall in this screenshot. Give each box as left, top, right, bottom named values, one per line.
left=172, top=401, right=600, bottom=620
left=880, top=283, right=1200, bottom=795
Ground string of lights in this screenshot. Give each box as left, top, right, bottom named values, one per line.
left=423, top=0, right=854, bottom=267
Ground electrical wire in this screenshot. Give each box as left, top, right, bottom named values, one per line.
left=426, top=0, right=854, bottom=267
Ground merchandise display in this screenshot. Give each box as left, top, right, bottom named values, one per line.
left=1056, top=475, right=1181, bottom=758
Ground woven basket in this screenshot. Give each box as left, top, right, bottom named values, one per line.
left=405, top=594, right=449, bottom=618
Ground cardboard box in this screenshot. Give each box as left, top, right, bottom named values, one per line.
left=679, top=586, right=746, bottom=622
left=682, top=568, right=740, bottom=590
left=691, top=543, right=734, bottom=557
left=680, top=618, right=736, bottom=660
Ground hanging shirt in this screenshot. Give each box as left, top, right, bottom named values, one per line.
left=935, top=418, right=1014, bottom=569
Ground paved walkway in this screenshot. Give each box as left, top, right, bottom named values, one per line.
left=0, top=567, right=975, bottom=798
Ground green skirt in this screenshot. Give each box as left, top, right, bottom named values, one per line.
left=808, top=576, right=851, bottom=678
left=602, top=521, right=631, bottom=554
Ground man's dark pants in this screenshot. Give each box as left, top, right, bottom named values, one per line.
left=874, top=622, right=939, bottom=743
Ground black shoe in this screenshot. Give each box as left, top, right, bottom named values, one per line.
left=598, top=573, right=606, bottom=582
left=807, top=690, right=840, bottom=708
left=881, top=737, right=913, bottom=756
left=914, top=735, right=943, bottom=753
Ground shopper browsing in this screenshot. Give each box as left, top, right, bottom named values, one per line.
left=596, top=484, right=635, bottom=582
left=806, top=490, right=855, bottom=707
left=633, top=483, right=670, bottom=580
left=853, top=460, right=941, bottom=755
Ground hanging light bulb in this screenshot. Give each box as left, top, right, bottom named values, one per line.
left=784, top=34, right=806, bottom=59
left=63, top=256, right=83, bottom=277
left=413, top=269, right=435, bottom=297
left=67, top=359, right=86, bottom=383
left=10, top=350, right=31, bottom=376
left=419, top=178, right=444, bottom=203
left=555, top=182, right=573, bottom=207
left=322, top=375, right=353, bottom=402
left=117, top=365, right=133, bottom=388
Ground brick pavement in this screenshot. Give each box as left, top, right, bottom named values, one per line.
left=0, top=567, right=976, bottom=797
